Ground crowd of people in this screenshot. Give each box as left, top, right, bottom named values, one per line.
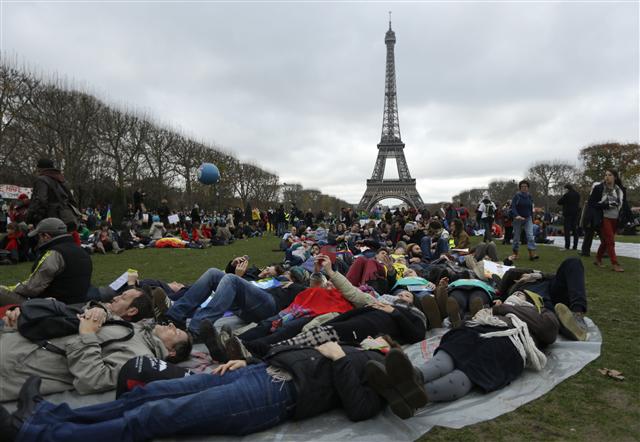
left=0, top=158, right=629, bottom=441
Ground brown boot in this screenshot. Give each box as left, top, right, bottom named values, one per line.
left=528, top=250, right=539, bottom=261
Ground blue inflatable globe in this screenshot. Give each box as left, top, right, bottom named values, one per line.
left=197, top=163, right=220, bottom=185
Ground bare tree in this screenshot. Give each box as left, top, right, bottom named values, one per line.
left=526, top=161, right=577, bottom=210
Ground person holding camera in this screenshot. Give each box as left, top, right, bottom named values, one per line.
left=587, top=169, right=629, bottom=272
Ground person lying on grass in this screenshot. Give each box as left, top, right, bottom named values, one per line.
left=201, top=254, right=427, bottom=362
left=1, top=338, right=397, bottom=441
left=0, top=303, right=191, bottom=401
left=366, top=290, right=560, bottom=419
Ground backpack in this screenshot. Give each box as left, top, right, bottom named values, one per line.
left=17, top=298, right=134, bottom=356
left=40, top=176, right=81, bottom=226
left=485, top=202, right=495, bottom=218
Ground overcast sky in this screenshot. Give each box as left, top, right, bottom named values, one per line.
left=2, top=1, right=638, bottom=204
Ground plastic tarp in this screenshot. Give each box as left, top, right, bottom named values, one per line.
left=4, top=320, right=601, bottom=441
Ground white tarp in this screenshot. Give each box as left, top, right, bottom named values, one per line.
left=5, top=320, right=601, bottom=441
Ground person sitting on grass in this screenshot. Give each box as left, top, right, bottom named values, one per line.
left=0, top=218, right=92, bottom=307
left=93, top=221, right=123, bottom=255
left=366, top=289, right=559, bottom=419
left=0, top=338, right=394, bottom=441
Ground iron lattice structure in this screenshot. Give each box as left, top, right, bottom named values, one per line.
left=357, top=21, right=424, bottom=212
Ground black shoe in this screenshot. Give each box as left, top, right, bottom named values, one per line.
left=151, top=288, right=171, bottom=324
left=365, top=361, right=414, bottom=419
left=14, top=376, right=42, bottom=424
left=0, top=403, right=19, bottom=442
left=384, top=349, right=428, bottom=410
left=222, top=326, right=248, bottom=361
left=199, top=320, right=228, bottom=363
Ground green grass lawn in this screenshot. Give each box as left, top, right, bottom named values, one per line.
left=615, top=235, right=640, bottom=244
left=1, top=235, right=638, bottom=441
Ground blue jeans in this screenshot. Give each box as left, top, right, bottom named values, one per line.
left=420, top=236, right=450, bottom=261
left=166, top=268, right=226, bottom=324
left=512, top=217, right=536, bottom=252
left=189, top=274, right=277, bottom=334
left=481, top=217, right=494, bottom=242
left=18, top=364, right=297, bottom=442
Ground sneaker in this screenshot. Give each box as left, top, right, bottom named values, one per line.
left=612, top=264, right=624, bottom=273
left=364, top=361, right=414, bottom=419
left=555, top=303, right=587, bottom=341
left=151, top=288, right=171, bottom=323
left=464, top=255, right=485, bottom=281
left=421, top=296, right=442, bottom=329
left=199, top=320, right=228, bottom=363
left=446, top=297, right=462, bottom=328
left=384, top=349, right=428, bottom=411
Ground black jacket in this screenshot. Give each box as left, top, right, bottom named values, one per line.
left=557, top=189, right=580, bottom=217
left=586, top=182, right=632, bottom=228
left=326, top=305, right=426, bottom=344
left=264, top=344, right=385, bottom=420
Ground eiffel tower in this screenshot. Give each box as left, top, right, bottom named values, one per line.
left=357, top=18, right=424, bottom=212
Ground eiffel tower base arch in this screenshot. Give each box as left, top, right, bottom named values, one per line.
left=357, top=179, right=424, bottom=212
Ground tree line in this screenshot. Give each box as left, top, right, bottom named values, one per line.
left=0, top=60, right=350, bottom=221
left=452, top=143, right=640, bottom=212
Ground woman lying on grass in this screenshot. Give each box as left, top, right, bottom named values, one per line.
left=366, top=290, right=560, bottom=419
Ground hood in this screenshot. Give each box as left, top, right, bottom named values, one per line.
left=39, top=168, right=65, bottom=183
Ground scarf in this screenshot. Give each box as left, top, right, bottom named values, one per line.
left=467, top=309, right=547, bottom=371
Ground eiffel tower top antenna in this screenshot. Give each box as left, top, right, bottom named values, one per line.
left=388, top=10, right=392, bottom=29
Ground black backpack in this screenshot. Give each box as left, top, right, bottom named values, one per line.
left=17, top=298, right=134, bottom=356
left=485, top=201, right=495, bottom=218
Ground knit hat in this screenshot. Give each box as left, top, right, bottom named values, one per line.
left=37, top=158, right=55, bottom=169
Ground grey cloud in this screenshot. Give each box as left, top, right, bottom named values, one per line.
left=3, top=2, right=637, bottom=203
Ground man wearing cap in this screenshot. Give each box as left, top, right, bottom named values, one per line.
left=0, top=218, right=92, bottom=306
left=27, top=158, right=79, bottom=229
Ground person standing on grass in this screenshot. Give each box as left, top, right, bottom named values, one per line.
left=587, top=169, right=631, bottom=272
left=557, top=184, right=581, bottom=251
left=510, top=180, right=539, bottom=261
left=477, top=192, right=497, bottom=243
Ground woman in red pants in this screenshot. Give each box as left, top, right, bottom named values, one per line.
left=587, top=169, right=629, bottom=272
